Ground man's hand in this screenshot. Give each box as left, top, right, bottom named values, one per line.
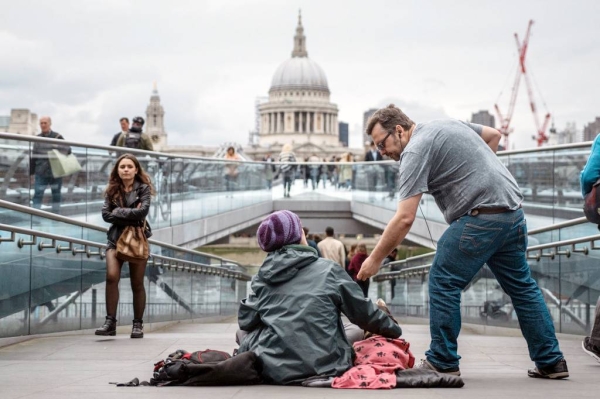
left=357, top=256, right=381, bottom=281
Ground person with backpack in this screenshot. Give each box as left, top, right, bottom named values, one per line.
left=30, top=116, right=72, bottom=214
left=278, top=144, right=296, bottom=198
left=237, top=210, right=401, bottom=385
left=116, top=116, right=154, bottom=151
left=580, top=133, right=600, bottom=363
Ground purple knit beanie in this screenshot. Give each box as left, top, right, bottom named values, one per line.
left=257, top=210, right=303, bottom=252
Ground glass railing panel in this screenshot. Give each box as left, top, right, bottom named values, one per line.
left=191, top=273, right=212, bottom=317
left=80, top=255, right=109, bottom=331
left=29, top=236, right=85, bottom=335
left=528, top=222, right=598, bottom=248
left=145, top=264, right=174, bottom=323
left=0, top=231, right=32, bottom=338
left=204, top=274, right=222, bottom=316
left=171, top=265, right=193, bottom=321
left=144, top=156, right=174, bottom=231
left=0, top=203, right=251, bottom=339
left=501, top=147, right=588, bottom=227
left=0, top=138, right=31, bottom=208
left=220, top=276, right=237, bottom=315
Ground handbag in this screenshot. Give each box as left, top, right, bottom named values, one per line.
left=583, top=179, right=600, bottom=224
left=47, top=149, right=82, bottom=178
left=116, top=219, right=149, bottom=262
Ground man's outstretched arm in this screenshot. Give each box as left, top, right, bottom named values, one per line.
left=357, top=193, right=422, bottom=280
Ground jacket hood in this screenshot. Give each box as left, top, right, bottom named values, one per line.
left=257, top=245, right=318, bottom=284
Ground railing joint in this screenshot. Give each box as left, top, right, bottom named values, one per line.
left=18, top=236, right=37, bottom=248
left=0, top=231, right=16, bottom=243
left=38, top=239, right=56, bottom=251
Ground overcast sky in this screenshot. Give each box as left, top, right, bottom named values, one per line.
left=2, top=0, right=599, bottom=150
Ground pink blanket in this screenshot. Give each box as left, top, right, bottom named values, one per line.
left=332, top=336, right=415, bottom=389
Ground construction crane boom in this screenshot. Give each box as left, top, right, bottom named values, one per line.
left=494, top=20, right=551, bottom=149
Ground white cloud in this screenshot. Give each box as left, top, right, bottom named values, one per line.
left=1, top=0, right=598, bottom=150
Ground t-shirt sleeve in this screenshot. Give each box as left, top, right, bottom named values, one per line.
left=397, top=151, right=430, bottom=201
left=459, top=120, right=483, bottom=135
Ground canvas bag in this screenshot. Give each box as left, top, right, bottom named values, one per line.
left=116, top=219, right=149, bottom=262
left=583, top=179, right=600, bottom=224
left=47, top=149, right=82, bottom=178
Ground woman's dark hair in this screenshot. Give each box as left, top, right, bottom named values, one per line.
left=105, top=153, right=155, bottom=201
left=227, top=146, right=235, bottom=153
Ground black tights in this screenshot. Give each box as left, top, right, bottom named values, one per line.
left=105, top=249, right=147, bottom=320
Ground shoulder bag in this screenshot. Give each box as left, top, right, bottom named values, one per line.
left=116, top=219, right=150, bottom=263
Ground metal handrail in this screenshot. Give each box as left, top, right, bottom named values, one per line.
left=0, top=199, right=245, bottom=269
left=381, top=217, right=592, bottom=270
left=373, top=233, right=600, bottom=282
left=528, top=217, right=588, bottom=235
left=0, top=223, right=251, bottom=281
left=2, top=132, right=591, bottom=166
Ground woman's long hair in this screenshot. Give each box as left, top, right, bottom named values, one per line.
left=105, top=154, right=155, bottom=201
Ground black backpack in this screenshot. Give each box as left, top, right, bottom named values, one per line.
left=148, top=349, right=261, bottom=387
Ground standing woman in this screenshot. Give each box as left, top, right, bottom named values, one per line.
left=95, top=154, right=154, bottom=338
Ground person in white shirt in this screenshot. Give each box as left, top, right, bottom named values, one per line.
left=317, top=226, right=345, bottom=267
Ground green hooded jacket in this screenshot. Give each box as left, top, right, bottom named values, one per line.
left=237, top=245, right=402, bottom=385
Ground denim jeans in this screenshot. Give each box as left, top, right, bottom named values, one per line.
left=32, top=174, right=62, bottom=214
left=425, top=209, right=563, bottom=369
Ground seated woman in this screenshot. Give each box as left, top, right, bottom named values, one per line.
left=237, top=210, right=402, bottom=385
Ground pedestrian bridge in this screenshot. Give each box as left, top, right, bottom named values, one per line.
left=0, top=132, right=599, bottom=396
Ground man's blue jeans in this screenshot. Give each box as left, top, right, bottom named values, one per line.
left=425, top=209, right=563, bottom=369
left=32, top=174, right=62, bottom=214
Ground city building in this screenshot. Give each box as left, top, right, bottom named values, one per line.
left=145, top=83, right=168, bottom=151
left=257, top=12, right=340, bottom=149
left=338, top=121, right=349, bottom=147
left=0, top=109, right=38, bottom=135
left=547, top=122, right=581, bottom=146
left=584, top=117, right=600, bottom=142
left=470, top=110, right=495, bottom=128
left=363, top=108, right=377, bottom=145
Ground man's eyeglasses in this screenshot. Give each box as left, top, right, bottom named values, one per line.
left=376, top=131, right=393, bottom=151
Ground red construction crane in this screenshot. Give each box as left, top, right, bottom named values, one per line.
left=494, top=20, right=551, bottom=149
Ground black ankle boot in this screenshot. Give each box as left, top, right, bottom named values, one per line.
left=131, top=319, right=144, bottom=338
left=95, top=316, right=117, bottom=336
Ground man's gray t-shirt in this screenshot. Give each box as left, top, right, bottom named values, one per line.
left=397, top=119, right=523, bottom=224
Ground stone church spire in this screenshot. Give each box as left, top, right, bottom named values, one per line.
left=146, top=83, right=167, bottom=150
left=291, top=10, right=308, bottom=58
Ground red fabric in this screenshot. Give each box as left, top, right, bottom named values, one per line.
left=347, top=252, right=368, bottom=281
left=332, top=336, right=415, bottom=389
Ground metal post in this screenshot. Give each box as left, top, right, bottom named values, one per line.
left=92, top=289, right=97, bottom=323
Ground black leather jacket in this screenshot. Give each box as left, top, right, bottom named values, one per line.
left=102, top=181, right=152, bottom=244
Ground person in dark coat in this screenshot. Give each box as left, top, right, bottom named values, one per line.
left=95, top=154, right=154, bottom=339
left=347, top=243, right=370, bottom=297
left=237, top=210, right=401, bottom=385
left=302, top=227, right=321, bottom=256
left=30, top=116, right=72, bottom=214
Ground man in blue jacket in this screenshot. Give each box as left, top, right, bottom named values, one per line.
left=580, top=133, right=600, bottom=363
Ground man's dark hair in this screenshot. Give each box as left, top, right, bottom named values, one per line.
left=366, top=104, right=414, bottom=137
left=302, top=227, right=309, bottom=235
left=120, top=117, right=129, bottom=123
left=325, top=227, right=334, bottom=237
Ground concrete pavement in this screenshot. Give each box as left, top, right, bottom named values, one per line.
left=0, top=318, right=598, bottom=399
